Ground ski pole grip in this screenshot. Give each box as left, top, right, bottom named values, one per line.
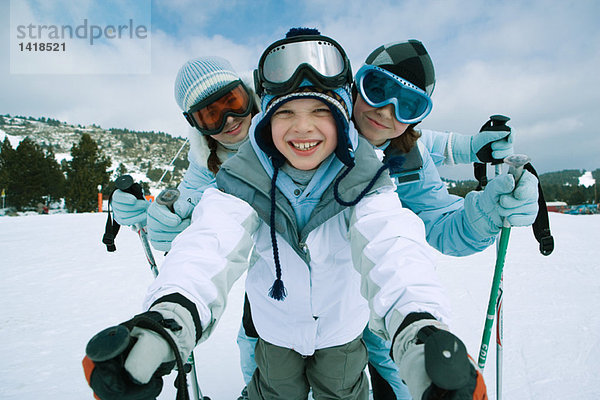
left=502, top=154, right=531, bottom=228
left=156, top=188, right=180, bottom=213
left=504, top=154, right=530, bottom=183
left=476, top=114, right=511, bottom=165
left=115, top=175, right=144, bottom=200
left=86, top=325, right=132, bottom=362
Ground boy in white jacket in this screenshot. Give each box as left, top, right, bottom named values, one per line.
left=84, top=29, right=487, bottom=400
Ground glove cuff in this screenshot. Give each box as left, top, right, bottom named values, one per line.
left=448, top=132, right=477, bottom=165
left=391, top=319, right=449, bottom=400
left=464, top=191, right=502, bottom=238
left=120, top=305, right=196, bottom=386
left=149, top=302, right=197, bottom=363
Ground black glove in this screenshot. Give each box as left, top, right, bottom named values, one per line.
left=82, top=311, right=191, bottom=400
left=418, top=326, right=487, bottom=400
left=391, top=315, right=488, bottom=400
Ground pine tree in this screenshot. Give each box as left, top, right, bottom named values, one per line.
left=0, top=138, right=16, bottom=207
left=64, top=133, right=111, bottom=212
left=43, top=146, right=66, bottom=204
left=117, top=163, right=127, bottom=176
left=13, top=138, right=46, bottom=209
left=0, top=137, right=64, bottom=210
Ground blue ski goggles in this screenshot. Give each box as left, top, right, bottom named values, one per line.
left=355, top=65, right=432, bottom=124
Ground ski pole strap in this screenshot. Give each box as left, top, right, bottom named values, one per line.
left=102, top=190, right=120, bottom=252
left=524, top=163, right=554, bottom=256
left=474, top=162, right=488, bottom=191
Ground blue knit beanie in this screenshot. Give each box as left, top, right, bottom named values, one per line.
left=174, top=56, right=239, bottom=112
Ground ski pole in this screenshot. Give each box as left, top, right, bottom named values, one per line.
left=494, top=163, right=504, bottom=400
left=114, top=175, right=158, bottom=276
left=478, top=154, right=530, bottom=372
left=156, top=188, right=206, bottom=400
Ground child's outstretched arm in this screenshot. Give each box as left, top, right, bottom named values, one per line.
left=144, top=187, right=260, bottom=341
left=349, top=186, right=487, bottom=399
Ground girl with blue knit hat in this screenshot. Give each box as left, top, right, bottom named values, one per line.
left=84, top=30, right=488, bottom=400
left=110, top=56, right=259, bottom=251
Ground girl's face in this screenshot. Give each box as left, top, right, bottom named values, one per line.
left=353, top=96, right=409, bottom=146
left=270, top=98, right=337, bottom=171
left=212, top=114, right=252, bottom=145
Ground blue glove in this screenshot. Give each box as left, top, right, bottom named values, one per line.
left=172, top=194, right=195, bottom=220
left=464, top=170, right=539, bottom=238
left=450, top=130, right=514, bottom=165
left=146, top=202, right=191, bottom=252
left=111, top=189, right=150, bottom=226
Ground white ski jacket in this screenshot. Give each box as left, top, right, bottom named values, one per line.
left=144, top=137, right=450, bottom=356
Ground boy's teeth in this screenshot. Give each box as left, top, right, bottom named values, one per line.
left=292, top=141, right=318, bottom=150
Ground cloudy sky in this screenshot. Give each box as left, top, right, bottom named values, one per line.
left=1, top=0, right=599, bottom=179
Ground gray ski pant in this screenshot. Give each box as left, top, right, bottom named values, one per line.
left=247, top=336, right=369, bottom=400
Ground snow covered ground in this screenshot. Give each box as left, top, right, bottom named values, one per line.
left=0, top=211, right=598, bottom=399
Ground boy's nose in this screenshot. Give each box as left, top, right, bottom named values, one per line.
left=292, top=115, right=315, bottom=134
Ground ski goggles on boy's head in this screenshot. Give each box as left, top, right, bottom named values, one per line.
left=355, top=64, right=433, bottom=124
left=183, top=80, right=253, bottom=135
left=254, top=35, right=353, bottom=97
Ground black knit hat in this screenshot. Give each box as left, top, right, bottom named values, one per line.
left=364, top=39, right=435, bottom=96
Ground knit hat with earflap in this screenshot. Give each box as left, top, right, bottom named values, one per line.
left=174, top=56, right=239, bottom=112
left=364, top=39, right=435, bottom=96
left=253, top=28, right=358, bottom=302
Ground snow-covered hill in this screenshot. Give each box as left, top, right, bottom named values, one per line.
left=0, top=115, right=189, bottom=189
left=0, top=212, right=599, bottom=399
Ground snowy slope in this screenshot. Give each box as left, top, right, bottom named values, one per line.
left=0, top=212, right=599, bottom=399
left=0, top=129, right=23, bottom=148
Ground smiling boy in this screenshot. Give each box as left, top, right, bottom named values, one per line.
left=83, top=30, right=487, bottom=400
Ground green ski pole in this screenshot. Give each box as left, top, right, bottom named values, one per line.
left=478, top=154, right=530, bottom=371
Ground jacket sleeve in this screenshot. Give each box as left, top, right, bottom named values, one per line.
left=175, top=156, right=217, bottom=218
left=396, top=142, right=494, bottom=256
left=143, top=188, right=260, bottom=342
left=349, top=186, right=451, bottom=341
left=417, top=129, right=451, bottom=166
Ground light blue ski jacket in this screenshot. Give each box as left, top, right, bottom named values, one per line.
left=379, top=130, right=495, bottom=256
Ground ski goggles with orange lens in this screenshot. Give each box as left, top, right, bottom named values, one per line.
left=183, top=80, right=253, bottom=135
left=254, top=35, right=353, bottom=97
left=355, top=65, right=432, bottom=124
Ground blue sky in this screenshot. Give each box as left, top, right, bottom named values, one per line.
left=1, top=0, right=599, bottom=178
